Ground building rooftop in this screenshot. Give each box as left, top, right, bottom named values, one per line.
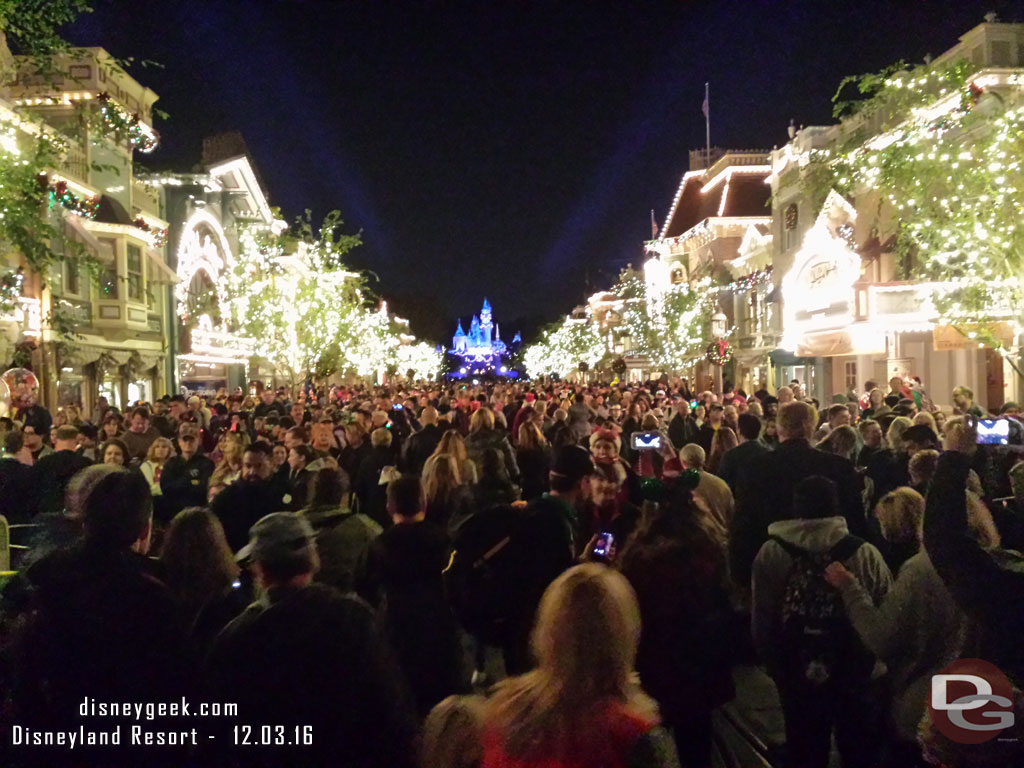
left=660, top=151, right=771, bottom=239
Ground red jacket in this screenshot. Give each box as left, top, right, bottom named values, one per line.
left=482, top=699, right=657, bottom=768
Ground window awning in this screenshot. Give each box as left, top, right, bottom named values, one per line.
left=64, top=213, right=107, bottom=260
left=147, top=249, right=180, bottom=284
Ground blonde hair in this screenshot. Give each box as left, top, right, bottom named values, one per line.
left=817, top=424, right=859, bottom=460
left=485, top=564, right=656, bottom=761
left=875, top=487, right=925, bottom=544
left=421, top=695, right=486, bottom=768
left=344, top=422, right=367, bottom=445
left=432, top=430, right=468, bottom=465
left=908, top=449, right=940, bottom=487
left=886, top=416, right=913, bottom=452
left=211, top=434, right=247, bottom=486
left=470, top=407, right=495, bottom=433
left=146, top=436, right=174, bottom=464
left=370, top=426, right=392, bottom=448
left=423, top=453, right=462, bottom=506
left=518, top=421, right=547, bottom=451
left=913, top=411, right=937, bottom=432
left=966, top=493, right=1001, bottom=550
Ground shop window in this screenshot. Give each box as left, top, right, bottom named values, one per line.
left=127, top=244, right=143, bottom=302
left=100, top=266, right=118, bottom=299
left=98, top=378, right=121, bottom=409
left=128, top=379, right=152, bottom=404
left=844, top=361, right=858, bottom=393
left=65, top=259, right=80, bottom=295
left=782, top=202, right=799, bottom=251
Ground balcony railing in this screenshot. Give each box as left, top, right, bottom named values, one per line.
left=58, top=145, right=89, bottom=184
left=59, top=299, right=92, bottom=326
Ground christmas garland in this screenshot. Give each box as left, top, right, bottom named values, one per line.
left=41, top=175, right=99, bottom=219
left=723, top=266, right=772, bottom=294
left=132, top=216, right=169, bottom=247
left=706, top=339, right=733, bottom=365
left=97, top=93, right=159, bottom=153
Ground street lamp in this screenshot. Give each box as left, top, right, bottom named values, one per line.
left=711, top=311, right=727, bottom=338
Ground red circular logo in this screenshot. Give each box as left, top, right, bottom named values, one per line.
left=929, top=658, right=1015, bottom=744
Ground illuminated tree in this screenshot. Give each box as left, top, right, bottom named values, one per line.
left=610, top=272, right=716, bottom=371
left=810, top=57, right=1024, bottom=364
left=523, top=318, right=606, bottom=379
left=523, top=272, right=717, bottom=378
left=226, top=212, right=440, bottom=384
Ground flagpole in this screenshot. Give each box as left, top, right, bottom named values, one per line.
left=705, top=82, right=710, bottom=168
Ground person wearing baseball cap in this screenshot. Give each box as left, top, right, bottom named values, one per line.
left=499, top=445, right=597, bottom=675
left=208, top=511, right=417, bottom=766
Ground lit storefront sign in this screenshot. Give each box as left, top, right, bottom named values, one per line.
left=781, top=190, right=883, bottom=356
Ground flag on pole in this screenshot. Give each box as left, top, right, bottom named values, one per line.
left=650, top=209, right=659, bottom=239
left=703, top=82, right=711, bottom=168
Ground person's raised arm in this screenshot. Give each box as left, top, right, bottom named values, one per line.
left=924, top=438, right=1024, bottom=630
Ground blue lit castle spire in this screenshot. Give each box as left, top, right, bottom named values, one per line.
left=450, top=298, right=519, bottom=376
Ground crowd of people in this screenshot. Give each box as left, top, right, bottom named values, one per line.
left=0, top=374, right=1022, bottom=768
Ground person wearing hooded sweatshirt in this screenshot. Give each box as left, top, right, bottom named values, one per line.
left=752, top=475, right=891, bottom=768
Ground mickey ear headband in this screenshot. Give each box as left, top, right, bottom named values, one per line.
left=638, top=468, right=701, bottom=503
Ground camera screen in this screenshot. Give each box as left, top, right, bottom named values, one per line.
left=632, top=431, right=661, bottom=450
left=592, top=532, right=614, bottom=557
left=977, top=419, right=1010, bottom=445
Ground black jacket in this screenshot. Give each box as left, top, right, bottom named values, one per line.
left=402, top=423, right=443, bottom=474
left=356, top=522, right=467, bottom=715
left=0, top=456, right=33, bottom=524
left=716, top=439, right=770, bottom=491
left=924, top=451, right=1024, bottom=683
left=11, top=543, right=190, bottom=765
left=210, top=478, right=289, bottom=552
left=515, top=445, right=552, bottom=501
left=731, top=438, right=869, bottom=589
left=160, top=453, right=215, bottom=516
left=206, top=583, right=417, bottom=768
left=695, top=423, right=717, bottom=455
left=286, top=467, right=314, bottom=510
left=668, top=412, right=698, bottom=452
left=31, top=449, right=93, bottom=517
left=866, top=448, right=910, bottom=506
left=353, top=446, right=397, bottom=529
left=253, top=399, right=286, bottom=419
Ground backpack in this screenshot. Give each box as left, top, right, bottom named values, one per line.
left=770, top=534, right=871, bottom=686
left=444, top=504, right=529, bottom=645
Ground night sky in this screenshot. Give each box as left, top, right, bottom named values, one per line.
left=67, top=0, right=1019, bottom=343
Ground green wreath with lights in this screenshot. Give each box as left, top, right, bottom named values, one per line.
left=706, top=339, right=733, bottom=366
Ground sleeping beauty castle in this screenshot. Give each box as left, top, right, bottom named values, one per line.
left=450, top=299, right=521, bottom=374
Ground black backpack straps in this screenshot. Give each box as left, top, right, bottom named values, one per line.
left=828, top=534, right=865, bottom=563
left=769, top=534, right=807, bottom=560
